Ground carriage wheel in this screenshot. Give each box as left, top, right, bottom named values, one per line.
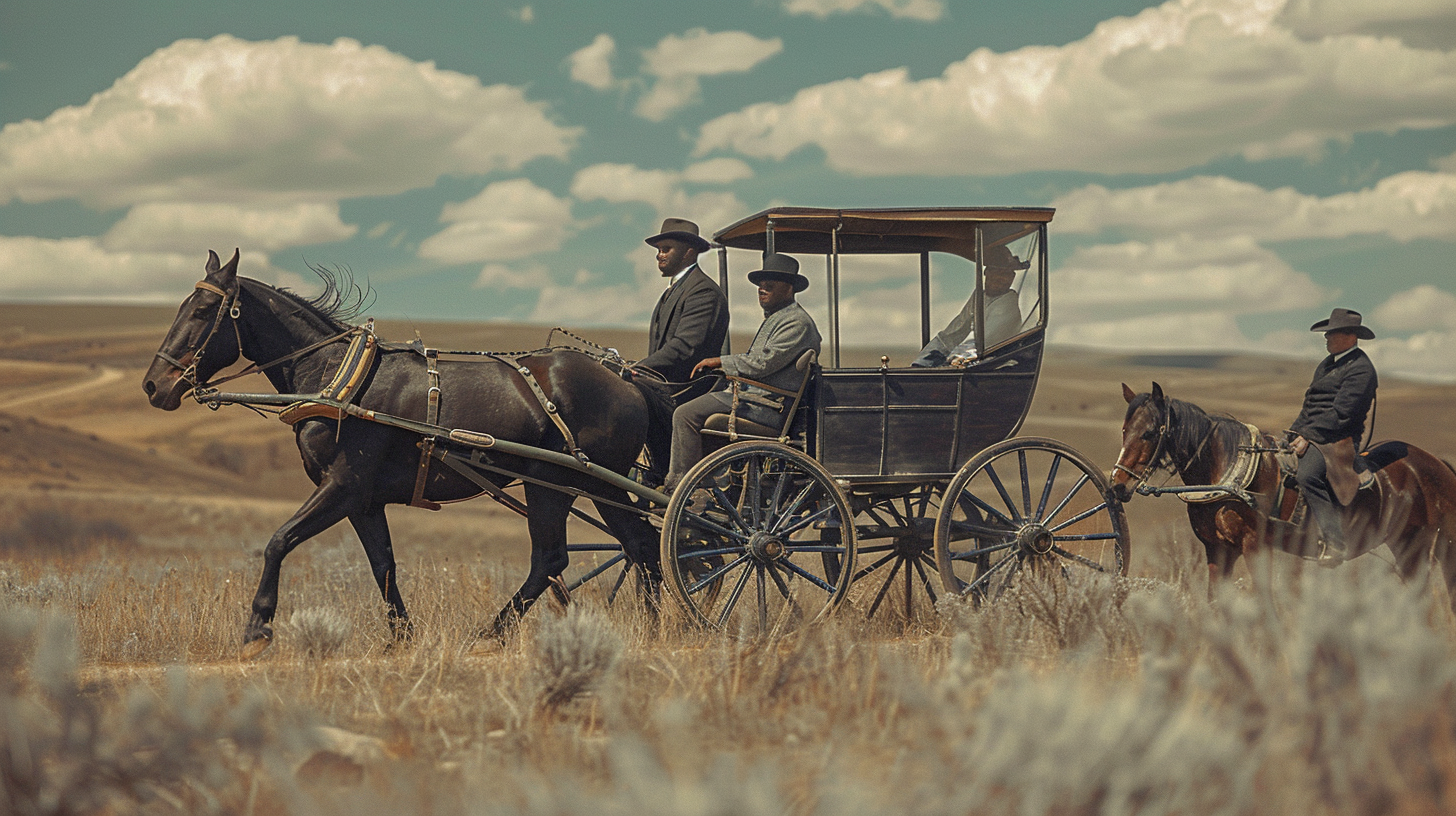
left=822, top=486, right=945, bottom=625
left=934, top=437, right=1128, bottom=603
left=660, top=441, right=856, bottom=634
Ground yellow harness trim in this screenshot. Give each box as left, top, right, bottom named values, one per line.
left=279, top=328, right=377, bottom=425
left=1179, top=423, right=1262, bottom=504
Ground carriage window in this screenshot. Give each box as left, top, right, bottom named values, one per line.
left=914, top=225, right=1044, bottom=367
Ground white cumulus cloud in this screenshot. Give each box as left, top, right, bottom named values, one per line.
left=697, top=0, right=1456, bottom=175
left=636, top=29, right=783, bottom=121
left=418, top=179, right=576, bottom=265
left=571, top=162, right=749, bottom=242
left=1277, top=0, right=1456, bottom=48
left=0, top=237, right=290, bottom=302
left=1374, top=284, right=1456, bottom=332
left=0, top=35, right=579, bottom=208
left=101, top=202, right=356, bottom=253
left=568, top=34, right=619, bottom=90
left=782, top=0, right=945, bottom=21
left=1051, top=171, right=1456, bottom=242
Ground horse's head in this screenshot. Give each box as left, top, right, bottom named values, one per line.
left=143, top=249, right=244, bottom=410
left=1110, top=382, right=1169, bottom=502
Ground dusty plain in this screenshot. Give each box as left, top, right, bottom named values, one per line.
left=4, top=300, right=1456, bottom=815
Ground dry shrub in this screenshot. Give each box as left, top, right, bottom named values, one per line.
left=0, top=507, right=135, bottom=556
left=533, top=605, right=622, bottom=710
left=288, top=606, right=354, bottom=659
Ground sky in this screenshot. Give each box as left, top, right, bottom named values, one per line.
left=1, top=0, right=1454, bottom=381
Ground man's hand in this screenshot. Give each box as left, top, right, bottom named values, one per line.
left=1291, top=435, right=1309, bottom=457
left=691, top=357, right=722, bottom=378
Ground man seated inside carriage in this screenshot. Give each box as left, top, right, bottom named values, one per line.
left=663, top=253, right=821, bottom=492
left=911, top=244, right=1027, bottom=367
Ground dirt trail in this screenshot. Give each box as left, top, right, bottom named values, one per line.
left=0, top=365, right=124, bottom=410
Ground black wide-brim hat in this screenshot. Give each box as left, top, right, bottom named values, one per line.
left=747, top=252, right=810, bottom=293
left=1310, top=307, right=1375, bottom=339
left=645, top=217, right=711, bottom=252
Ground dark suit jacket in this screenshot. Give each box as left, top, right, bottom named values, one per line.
left=1291, top=347, right=1378, bottom=446
left=639, top=266, right=729, bottom=384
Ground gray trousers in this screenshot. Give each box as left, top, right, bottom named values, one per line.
left=1296, top=444, right=1345, bottom=550
left=666, top=391, right=783, bottom=490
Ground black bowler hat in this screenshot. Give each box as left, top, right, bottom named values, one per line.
left=747, top=252, right=810, bottom=293
left=645, top=217, right=711, bottom=252
left=1310, top=307, right=1375, bottom=340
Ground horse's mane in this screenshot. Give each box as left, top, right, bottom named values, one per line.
left=1164, top=396, right=1249, bottom=469
left=242, top=262, right=376, bottom=332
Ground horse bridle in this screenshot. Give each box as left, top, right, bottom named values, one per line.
left=1111, top=396, right=1171, bottom=492
left=151, top=279, right=243, bottom=393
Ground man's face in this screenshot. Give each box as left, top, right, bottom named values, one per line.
left=757, top=279, right=795, bottom=311
left=654, top=239, right=696, bottom=277
left=1325, top=329, right=1359, bottom=354
left=985, top=266, right=1017, bottom=296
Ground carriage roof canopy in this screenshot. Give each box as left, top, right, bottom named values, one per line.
left=713, top=206, right=1055, bottom=255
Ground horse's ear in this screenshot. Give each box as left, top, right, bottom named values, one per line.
left=207, top=248, right=240, bottom=284
left=221, top=248, right=240, bottom=276
left=1122, top=383, right=1136, bottom=404
left=205, top=250, right=221, bottom=274
left=1151, top=382, right=1165, bottom=403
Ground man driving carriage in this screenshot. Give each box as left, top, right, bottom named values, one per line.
left=664, top=253, right=821, bottom=492
left=1288, top=307, right=1379, bottom=566
left=633, top=218, right=731, bottom=483
left=911, top=244, right=1027, bottom=367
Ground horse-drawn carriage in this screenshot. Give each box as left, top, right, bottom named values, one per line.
left=143, top=205, right=1130, bottom=649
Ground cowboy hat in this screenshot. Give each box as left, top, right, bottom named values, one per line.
left=984, top=243, right=1031, bottom=271
left=747, top=253, right=810, bottom=293
left=644, top=217, right=711, bottom=252
left=1310, top=307, right=1375, bottom=339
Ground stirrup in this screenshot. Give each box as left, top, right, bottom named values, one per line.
left=1357, top=469, right=1375, bottom=490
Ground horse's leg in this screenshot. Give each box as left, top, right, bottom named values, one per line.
left=244, top=480, right=357, bottom=656
left=349, top=504, right=411, bottom=642
left=484, top=481, right=573, bottom=638
left=592, top=492, right=663, bottom=608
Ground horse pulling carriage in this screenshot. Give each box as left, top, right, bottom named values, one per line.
left=143, top=206, right=1130, bottom=651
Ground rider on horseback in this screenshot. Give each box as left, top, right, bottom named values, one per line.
left=1288, top=308, right=1378, bottom=566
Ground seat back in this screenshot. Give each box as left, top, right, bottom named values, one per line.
left=702, top=348, right=818, bottom=445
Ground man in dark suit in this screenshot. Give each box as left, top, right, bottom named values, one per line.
left=635, top=218, right=730, bottom=480
left=1288, top=307, right=1378, bottom=565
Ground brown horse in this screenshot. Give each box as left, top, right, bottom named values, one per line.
left=1110, top=383, right=1456, bottom=607
left=143, top=250, right=660, bottom=655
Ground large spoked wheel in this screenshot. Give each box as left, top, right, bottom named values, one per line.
left=660, top=442, right=856, bottom=634
left=934, top=437, right=1129, bottom=603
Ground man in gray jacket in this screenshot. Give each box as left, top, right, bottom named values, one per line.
left=664, top=253, right=821, bottom=491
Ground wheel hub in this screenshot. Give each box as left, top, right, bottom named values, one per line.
left=1016, top=522, right=1055, bottom=555
left=748, top=531, right=786, bottom=561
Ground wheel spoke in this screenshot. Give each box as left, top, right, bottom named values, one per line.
left=766, top=561, right=795, bottom=601
left=773, top=557, right=837, bottom=594
left=1054, top=532, right=1122, bottom=542
left=962, top=551, right=1017, bottom=597
left=748, top=456, right=763, bottom=529
left=774, top=503, right=838, bottom=538
left=1051, top=546, right=1112, bottom=573
left=911, top=554, right=939, bottom=606
left=1019, top=450, right=1032, bottom=518
left=675, top=544, right=745, bottom=561
left=688, top=553, right=750, bottom=595
left=950, top=539, right=1017, bottom=560
left=1049, top=501, right=1111, bottom=533
left=866, top=557, right=904, bottom=617
left=606, top=560, right=632, bottom=605
left=709, top=485, right=753, bottom=534
left=714, top=563, right=754, bottom=627
left=852, top=551, right=899, bottom=581
left=681, top=512, right=750, bottom=543
left=756, top=565, right=768, bottom=630
left=984, top=463, right=1023, bottom=522
left=564, top=551, right=626, bottom=591
left=953, top=488, right=1016, bottom=528
left=771, top=482, right=821, bottom=534
left=1042, top=473, right=1091, bottom=526
left=1035, top=454, right=1063, bottom=521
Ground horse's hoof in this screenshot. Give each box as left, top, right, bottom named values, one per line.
left=241, top=631, right=273, bottom=661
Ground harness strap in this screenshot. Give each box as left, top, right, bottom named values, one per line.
left=410, top=438, right=442, bottom=511
left=278, top=325, right=377, bottom=425
left=425, top=348, right=441, bottom=425
left=511, top=361, right=590, bottom=465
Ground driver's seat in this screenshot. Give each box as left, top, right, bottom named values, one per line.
left=701, top=349, right=817, bottom=447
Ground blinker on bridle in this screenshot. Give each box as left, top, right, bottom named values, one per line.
left=152, top=279, right=243, bottom=392
left=1112, top=397, right=1171, bottom=490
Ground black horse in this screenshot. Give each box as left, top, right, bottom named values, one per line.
left=143, top=250, right=660, bottom=656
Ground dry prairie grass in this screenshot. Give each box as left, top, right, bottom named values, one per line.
left=5, top=513, right=1456, bottom=816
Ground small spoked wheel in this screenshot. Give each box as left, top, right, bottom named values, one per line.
left=830, top=485, right=944, bottom=624
left=934, top=437, right=1129, bottom=603
left=660, top=442, right=856, bottom=635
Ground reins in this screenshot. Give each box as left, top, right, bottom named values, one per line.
left=1114, top=398, right=1223, bottom=495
